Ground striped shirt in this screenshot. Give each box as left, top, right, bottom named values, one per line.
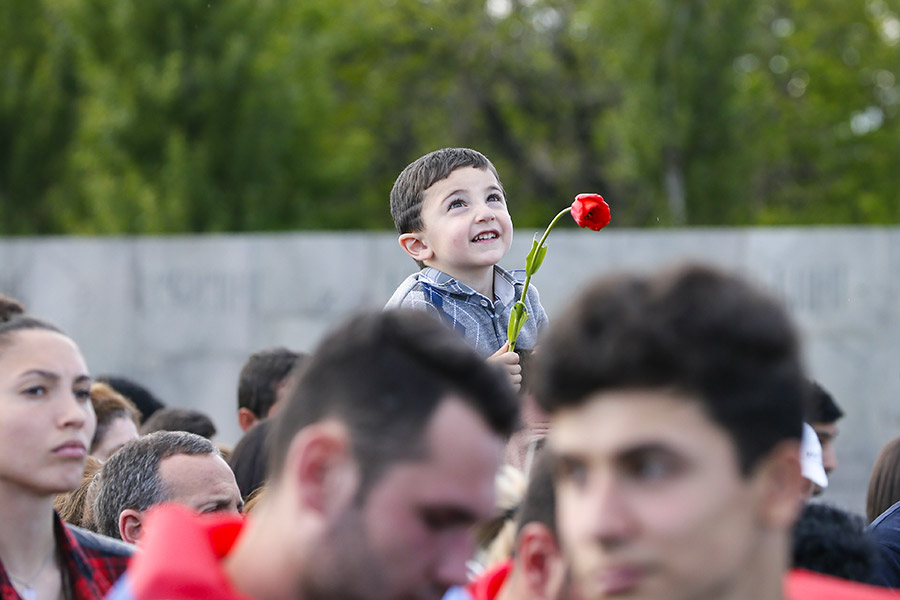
left=386, top=266, right=548, bottom=357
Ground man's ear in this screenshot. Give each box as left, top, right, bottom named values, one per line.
left=238, top=407, right=259, bottom=433
left=119, top=509, right=144, bottom=545
left=398, top=233, right=434, bottom=263
left=517, top=522, right=561, bottom=599
left=284, top=421, right=357, bottom=517
left=752, top=439, right=804, bottom=530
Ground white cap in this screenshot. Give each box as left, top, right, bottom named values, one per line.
left=800, top=422, right=828, bottom=489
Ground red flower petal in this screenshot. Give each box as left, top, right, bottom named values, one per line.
left=571, top=193, right=611, bottom=231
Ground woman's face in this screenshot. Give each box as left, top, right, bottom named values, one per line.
left=0, top=328, right=96, bottom=496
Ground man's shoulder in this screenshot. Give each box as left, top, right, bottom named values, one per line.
left=67, top=524, right=135, bottom=559
left=786, top=569, right=896, bottom=599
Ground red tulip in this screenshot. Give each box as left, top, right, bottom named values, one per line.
left=571, top=193, right=611, bottom=231
left=507, top=192, right=611, bottom=351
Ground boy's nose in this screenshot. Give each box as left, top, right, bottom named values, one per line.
left=474, top=203, right=495, bottom=222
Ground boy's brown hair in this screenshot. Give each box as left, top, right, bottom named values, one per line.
left=390, top=147, right=503, bottom=234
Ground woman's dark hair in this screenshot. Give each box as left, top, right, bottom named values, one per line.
left=0, top=294, right=62, bottom=350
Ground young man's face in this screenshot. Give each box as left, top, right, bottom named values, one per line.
left=412, top=166, right=513, bottom=282
left=549, top=389, right=778, bottom=600
left=811, top=421, right=838, bottom=475
left=305, top=398, right=504, bottom=600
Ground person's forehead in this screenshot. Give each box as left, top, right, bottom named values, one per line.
left=367, top=399, right=504, bottom=512
left=811, top=422, right=838, bottom=436
left=159, top=452, right=234, bottom=488
left=422, top=167, right=501, bottom=201
left=549, top=389, right=736, bottom=460
left=0, top=329, right=88, bottom=377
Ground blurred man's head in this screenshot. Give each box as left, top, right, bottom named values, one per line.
left=807, top=380, right=843, bottom=477
left=89, top=381, right=141, bottom=461
left=534, top=264, right=807, bottom=600
left=237, top=347, right=305, bottom=432
left=93, top=431, right=242, bottom=543
left=488, top=455, right=574, bottom=600
left=237, top=309, right=519, bottom=600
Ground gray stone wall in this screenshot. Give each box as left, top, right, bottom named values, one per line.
left=2, top=227, right=898, bottom=515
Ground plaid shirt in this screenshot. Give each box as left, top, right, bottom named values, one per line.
left=386, top=266, right=548, bottom=357
left=0, top=513, right=132, bottom=600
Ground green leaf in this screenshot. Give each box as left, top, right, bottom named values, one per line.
left=531, top=243, right=548, bottom=274
left=524, top=236, right=541, bottom=274
left=507, top=301, right=529, bottom=344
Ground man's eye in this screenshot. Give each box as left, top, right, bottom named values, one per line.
left=556, top=458, right=588, bottom=487
left=421, top=509, right=470, bottom=532
left=626, top=455, right=678, bottom=481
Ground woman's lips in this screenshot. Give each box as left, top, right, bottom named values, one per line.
left=53, top=440, right=86, bottom=458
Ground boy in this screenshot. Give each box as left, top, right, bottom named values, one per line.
left=386, top=148, right=547, bottom=387
left=533, top=263, right=895, bottom=600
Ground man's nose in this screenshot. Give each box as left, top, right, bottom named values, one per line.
left=582, top=475, right=638, bottom=547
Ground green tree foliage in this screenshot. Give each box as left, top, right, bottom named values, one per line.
left=1, top=0, right=898, bottom=233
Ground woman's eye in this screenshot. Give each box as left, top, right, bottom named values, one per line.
left=24, top=386, right=47, bottom=397
left=74, top=389, right=92, bottom=402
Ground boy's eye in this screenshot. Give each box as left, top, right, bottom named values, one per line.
left=448, top=199, right=465, bottom=210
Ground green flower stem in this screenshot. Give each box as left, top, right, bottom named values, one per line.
left=509, top=206, right=571, bottom=352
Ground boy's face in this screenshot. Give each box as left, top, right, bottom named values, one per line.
left=402, top=166, right=513, bottom=281
left=549, top=389, right=799, bottom=600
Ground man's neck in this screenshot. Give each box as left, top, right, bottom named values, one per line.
left=713, top=534, right=789, bottom=600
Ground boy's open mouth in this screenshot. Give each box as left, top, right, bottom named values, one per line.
left=472, top=231, right=500, bottom=242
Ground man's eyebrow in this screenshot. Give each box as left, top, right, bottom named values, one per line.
left=617, top=442, right=681, bottom=458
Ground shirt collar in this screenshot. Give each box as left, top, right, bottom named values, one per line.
left=419, top=266, right=520, bottom=305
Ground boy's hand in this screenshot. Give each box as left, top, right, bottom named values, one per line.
left=488, top=342, right=522, bottom=392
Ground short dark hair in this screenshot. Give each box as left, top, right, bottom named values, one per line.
left=269, top=309, right=519, bottom=497
left=92, top=431, right=218, bottom=539
left=390, top=147, right=503, bottom=234
left=792, top=503, right=877, bottom=584
left=534, top=263, right=807, bottom=474
left=808, top=380, right=844, bottom=424
left=141, top=407, right=217, bottom=439
left=96, top=376, right=165, bottom=424
left=228, top=418, right=274, bottom=500
left=237, top=347, right=304, bottom=419
left=866, top=435, right=900, bottom=522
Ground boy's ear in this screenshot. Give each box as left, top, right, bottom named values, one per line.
left=398, top=232, right=434, bottom=263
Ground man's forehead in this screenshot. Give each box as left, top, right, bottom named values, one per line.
left=548, top=389, right=732, bottom=457
left=368, top=399, right=503, bottom=508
